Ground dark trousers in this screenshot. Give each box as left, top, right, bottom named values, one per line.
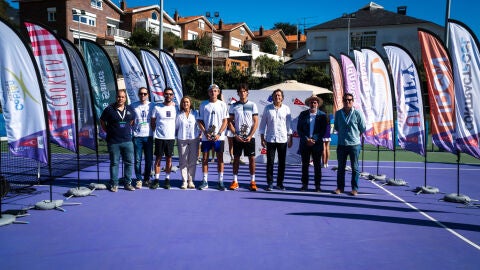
left=300, top=146, right=322, bottom=188
left=336, top=144, right=361, bottom=191
left=266, top=142, right=287, bottom=186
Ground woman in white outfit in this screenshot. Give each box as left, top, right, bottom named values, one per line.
left=176, top=96, right=200, bottom=189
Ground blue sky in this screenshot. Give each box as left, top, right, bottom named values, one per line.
left=7, top=0, right=479, bottom=37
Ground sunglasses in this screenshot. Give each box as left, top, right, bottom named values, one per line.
left=164, top=93, right=173, bottom=96
left=343, top=99, right=354, bottom=102
left=139, top=93, right=148, bottom=96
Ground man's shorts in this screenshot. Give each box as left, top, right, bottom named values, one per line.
left=201, top=140, right=224, bottom=153
left=154, top=139, right=175, bottom=157
left=233, top=138, right=256, bottom=157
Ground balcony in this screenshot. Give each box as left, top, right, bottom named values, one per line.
left=106, top=28, right=131, bottom=39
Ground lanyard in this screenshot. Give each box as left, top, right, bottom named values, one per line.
left=117, top=108, right=126, bottom=122
left=342, top=108, right=353, bottom=126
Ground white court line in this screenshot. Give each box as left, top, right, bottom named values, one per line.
left=370, top=180, right=480, bottom=251
left=359, top=165, right=480, bottom=171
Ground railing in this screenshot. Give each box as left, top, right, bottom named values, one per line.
left=105, top=28, right=131, bottom=39
left=197, top=65, right=225, bottom=72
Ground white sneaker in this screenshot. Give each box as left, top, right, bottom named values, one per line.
left=180, top=182, right=187, bottom=189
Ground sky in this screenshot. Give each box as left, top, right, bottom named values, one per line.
left=6, top=0, right=480, bottom=38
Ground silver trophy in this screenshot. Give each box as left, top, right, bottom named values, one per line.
left=207, top=124, right=216, bottom=140
left=239, top=124, right=249, bottom=140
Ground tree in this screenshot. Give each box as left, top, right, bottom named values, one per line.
left=260, top=37, right=277, bottom=54
left=0, top=0, right=16, bottom=27
left=127, top=29, right=184, bottom=52
left=255, top=54, right=283, bottom=78
left=273, top=22, right=297, bottom=35
left=291, top=66, right=332, bottom=104
left=163, top=32, right=183, bottom=51
left=126, top=28, right=158, bottom=48
left=184, top=33, right=211, bottom=55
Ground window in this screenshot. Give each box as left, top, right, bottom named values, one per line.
left=239, top=27, right=245, bottom=36
left=351, top=31, right=376, bottom=50
left=152, top=12, right=157, bottom=20
left=187, top=31, right=198, bottom=40
left=198, top=20, right=205, bottom=30
left=314, top=36, right=327, bottom=51
left=47, top=7, right=56, bottom=22
left=73, top=12, right=96, bottom=27
left=91, top=0, right=102, bottom=9
left=231, top=37, right=242, bottom=49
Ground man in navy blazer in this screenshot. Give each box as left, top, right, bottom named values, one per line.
left=297, top=95, right=327, bottom=192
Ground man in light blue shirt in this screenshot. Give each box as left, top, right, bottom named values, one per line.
left=333, top=93, right=366, bottom=196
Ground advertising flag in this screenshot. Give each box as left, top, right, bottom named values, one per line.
left=62, top=39, right=97, bottom=150
left=354, top=50, right=375, bottom=146
left=0, top=19, right=48, bottom=163
left=448, top=20, right=480, bottom=159
left=340, top=53, right=361, bottom=110
left=384, top=44, right=426, bottom=156
left=418, top=29, right=456, bottom=153
left=140, top=49, right=167, bottom=102
left=159, top=49, right=183, bottom=106
left=81, top=40, right=117, bottom=139
left=362, top=48, right=395, bottom=150
left=115, top=45, right=147, bottom=103
left=329, top=55, right=344, bottom=113
left=25, top=22, right=77, bottom=153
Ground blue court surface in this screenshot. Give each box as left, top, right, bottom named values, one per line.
left=1, top=158, right=479, bottom=270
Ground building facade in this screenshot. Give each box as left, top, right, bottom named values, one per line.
left=286, top=2, right=444, bottom=71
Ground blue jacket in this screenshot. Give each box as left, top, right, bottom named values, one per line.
left=297, top=109, right=327, bottom=152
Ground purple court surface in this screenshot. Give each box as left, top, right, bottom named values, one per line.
left=1, top=158, right=479, bottom=270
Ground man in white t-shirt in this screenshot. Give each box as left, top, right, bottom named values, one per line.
left=131, top=87, right=154, bottom=189
left=196, top=84, right=229, bottom=190
left=150, top=87, right=178, bottom=189
left=228, top=83, right=259, bottom=191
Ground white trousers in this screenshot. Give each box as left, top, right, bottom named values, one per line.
left=177, top=138, right=199, bottom=183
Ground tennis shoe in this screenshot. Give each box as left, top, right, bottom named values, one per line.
left=199, top=180, right=209, bottom=190
left=249, top=181, right=257, bottom=191
left=229, top=181, right=239, bottom=190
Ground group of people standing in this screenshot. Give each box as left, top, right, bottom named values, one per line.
left=100, top=84, right=365, bottom=196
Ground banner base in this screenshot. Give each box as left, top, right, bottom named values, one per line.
left=0, top=213, right=29, bottom=226
left=31, top=200, right=81, bottom=211
left=65, top=187, right=96, bottom=200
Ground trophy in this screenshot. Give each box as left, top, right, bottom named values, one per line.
left=207, top=124, right=216, bottom=140
left=239, top=124, right=249, bottom=140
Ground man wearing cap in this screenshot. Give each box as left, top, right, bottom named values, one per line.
left=334, top=93, right=366, bottom=196
left=196, top=84, right=229, bottom=190
left=297, top=95, right=327, bottom=192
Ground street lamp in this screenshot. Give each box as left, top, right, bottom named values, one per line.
left=72, top=9, right=86, bottom=48
left=341, top=12, right=356, bottom=55
left=206, top=11, right=219, bottom=85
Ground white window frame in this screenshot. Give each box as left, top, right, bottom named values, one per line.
left=188, top=30, right=198, bottom=40
left=91, top=0, right=103, bottom=10
left=73, top=10, right=97, bottom=27
left=47, top=7, right=56, bottom=22
left=231, top=37, right=242, bottom=49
